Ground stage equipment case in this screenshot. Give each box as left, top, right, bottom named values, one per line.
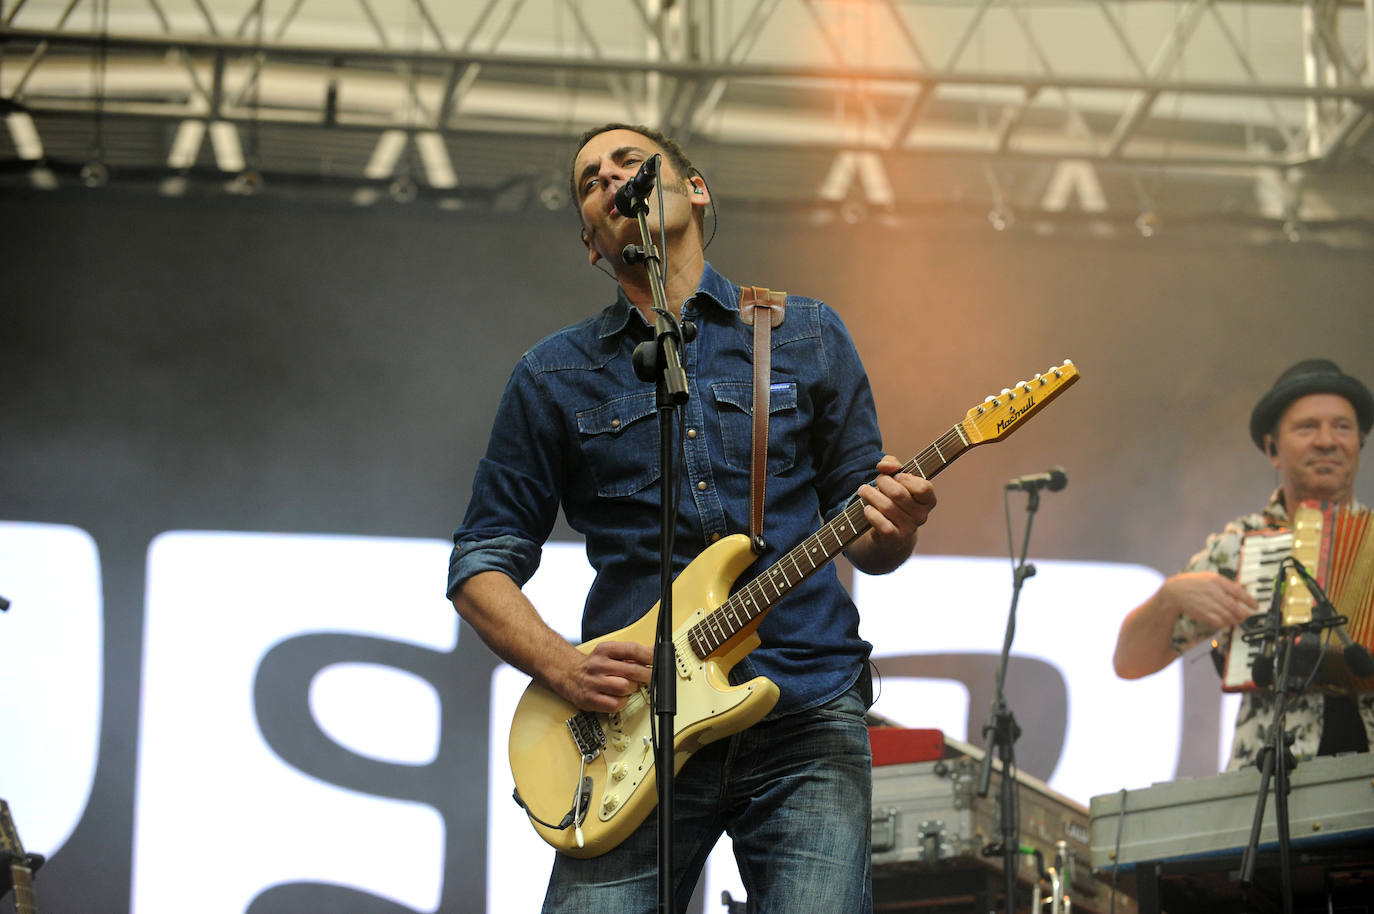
left=869, top=731, right=1135, bottom=914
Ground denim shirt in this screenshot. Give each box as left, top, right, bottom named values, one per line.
left=447, top=263, right=884, bottom=716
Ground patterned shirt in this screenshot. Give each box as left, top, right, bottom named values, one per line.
left=1171, top=489, right=1374, bottom=770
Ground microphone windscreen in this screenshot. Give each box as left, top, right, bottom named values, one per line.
left=1344, top=643, right=1374, bottom=678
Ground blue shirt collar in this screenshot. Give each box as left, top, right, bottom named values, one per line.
left=595, top=262, right=739, bottom=340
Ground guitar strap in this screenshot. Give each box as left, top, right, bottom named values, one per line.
left=738, top=286, right=787, bottom=556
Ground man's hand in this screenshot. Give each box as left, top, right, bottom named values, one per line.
left=1113, top=570, right=1258, bottom=679
left=859, top=455, right=937, bottom=542
left=848, top=455, right=937, bottom=575
left=560, top=640, right=653, bottom=713
left=1159, top=571, right=1259, bottom=631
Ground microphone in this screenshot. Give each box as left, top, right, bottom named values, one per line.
left=1289, top=557, right=1374, bottom=678
left=1250, top=563, right=1288, bottom=688
left=613, top=154, right=661, bottom=217
left=1005, top=467, right=1068, bottom=493
left=1341, top=639, right=1374, bottom=678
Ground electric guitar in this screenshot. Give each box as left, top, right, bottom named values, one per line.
left=509, top=360, right=1080, bottom=857
left=0, top=800, right=38, bottom=914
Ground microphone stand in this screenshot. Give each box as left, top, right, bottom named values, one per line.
left=1238, top=621, right=1298, bottom=914
left=977, top=485, right=1044, bottom=914
left=623, top=181, right=689, bottom=914
left=1237, top=557, right=1343, bottom=913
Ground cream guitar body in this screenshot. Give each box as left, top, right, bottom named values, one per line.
left=508, top=533, right=779, bottom=858
left=508, top=361, right=1081, bottom=858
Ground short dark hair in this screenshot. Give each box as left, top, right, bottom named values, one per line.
left=568, top=122, right=698, bottom=207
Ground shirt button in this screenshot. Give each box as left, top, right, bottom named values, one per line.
left=610, top=419, right=621, bottom=429
left=697, top=481, right=708, bottom=491
left=710, top=532, right=721, bottom=542
left=687, top=428, right=698, bottom=438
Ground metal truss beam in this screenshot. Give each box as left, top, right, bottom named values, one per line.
left=2, top=0, right=1372, bottom=229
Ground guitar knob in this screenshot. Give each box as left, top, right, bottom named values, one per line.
left=610, top=763, right=628, bottom=781
left=602, top=793, right=621, bottom=813
left=611, top=734, right=629, bottom=751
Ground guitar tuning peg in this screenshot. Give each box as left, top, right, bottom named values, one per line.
left=1000, top=388, right=1012, bottom=396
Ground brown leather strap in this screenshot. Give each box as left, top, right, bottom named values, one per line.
left=739, top=286, right=787, bottom=555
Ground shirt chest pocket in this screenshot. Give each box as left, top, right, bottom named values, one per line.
left=712, top=380, right=800, bottom=475
left=576, top=391, right=661, bottom=497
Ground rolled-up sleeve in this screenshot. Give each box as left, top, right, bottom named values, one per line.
left=447, top=531, right=542, bottom=598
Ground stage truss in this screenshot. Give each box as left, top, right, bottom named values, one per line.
left=2, top=0, right=1372, bottom=237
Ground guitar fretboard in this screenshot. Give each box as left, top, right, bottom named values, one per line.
left=683, top=423, right=973, bottom=658
left=11, top=867, right=37, bottom=914
left=0, top=799, right=36, bottom=914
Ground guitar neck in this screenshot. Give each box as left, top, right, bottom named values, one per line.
left=10, top=864, right=37, bottom=914
left=686, top=423, right=972, bottom=657
left=0, top=799, right=37, bottom=914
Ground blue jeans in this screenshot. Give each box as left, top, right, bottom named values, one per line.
left=542, top=684, right=873, bottom=914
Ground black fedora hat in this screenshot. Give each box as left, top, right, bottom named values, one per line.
left=1249, top=358, right=1374, bottom=451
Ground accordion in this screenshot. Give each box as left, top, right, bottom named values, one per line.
left=1221, top=501, right=1374, bottom=694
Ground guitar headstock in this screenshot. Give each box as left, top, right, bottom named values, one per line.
left=0, top=799, right=38, bottom=914
left=0, top=800, right=24, bottom=857
left=961, top=360, right=1079, bottom=444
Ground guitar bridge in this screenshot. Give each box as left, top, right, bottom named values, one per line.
left=567, top=711, right=606, bottom=760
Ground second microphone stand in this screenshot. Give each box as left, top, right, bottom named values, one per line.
left=622, top=178, right=691, bottom=914
left=1237, top=557, right=1347, bottom=914
left=977, top=484, right=1046, bottom=914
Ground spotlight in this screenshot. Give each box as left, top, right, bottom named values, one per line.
left=159, top=175, right=189, bottom=197
left=389, top=176, right=418, bottom=203
left=538, top=181, right=567, bottom=211
left=1135, top=209, right=1160, bottom=238
left=228, top=169, right=263, bottom=195
left=80, top=161, right=109, bottom=188
left=840, top=198, right=867, bottom=225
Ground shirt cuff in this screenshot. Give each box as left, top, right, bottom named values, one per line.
left=446, top=534, right=542, bottom=599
